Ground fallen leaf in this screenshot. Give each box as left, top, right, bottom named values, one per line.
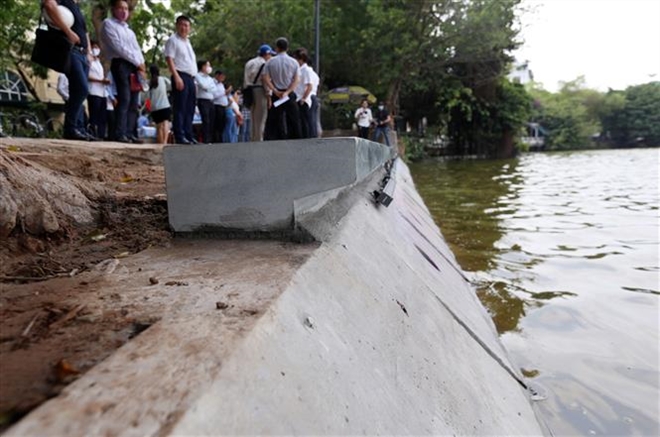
left=6, top=145, right=21, bottom=152
left=53, top=359, right=80, bottom=382
left=120, top=175, right=134, bottom=183
left=114, top=252, right=130, bottom=258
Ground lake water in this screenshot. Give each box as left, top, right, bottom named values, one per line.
left=409, top=148, right=659, bottom=436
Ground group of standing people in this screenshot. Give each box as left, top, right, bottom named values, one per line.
left=354, top=99, right=393, bottom=147
left=146, top=17, right=321, bottom=144
left=251, top=38, right=321, bottom=142
left=43, top=0, right=323, bottom=145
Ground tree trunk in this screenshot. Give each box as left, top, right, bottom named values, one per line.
left=0, top=152, right=106, bottom=238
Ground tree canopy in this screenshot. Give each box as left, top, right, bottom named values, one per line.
left=528, top=77, right=660, bottom=150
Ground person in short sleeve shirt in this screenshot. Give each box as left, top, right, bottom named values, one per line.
left=164, top=15, right=198, bottom=144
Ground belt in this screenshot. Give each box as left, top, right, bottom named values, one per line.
left=72, top=45, right=87, bottom=55
left=177, top=71, right=193, bottom=79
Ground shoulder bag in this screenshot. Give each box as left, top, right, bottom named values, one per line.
left=31, top=10, right=73, bottom=74
left=242, top=63, right=265, bottom=108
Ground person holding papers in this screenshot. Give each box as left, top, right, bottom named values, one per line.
left=262, top=37, right=301, bottom=140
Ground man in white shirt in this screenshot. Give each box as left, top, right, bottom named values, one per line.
left=101, top=0, right=145, bottom=143
left=262, top=37, right=301, bottom=140
left=308, top=66, right=320, bottom=138
left=164, top=15, right=198, bottom=144
left=292, top=47, right=313, bottom=139
left=243, top=44, right=274, bottom=142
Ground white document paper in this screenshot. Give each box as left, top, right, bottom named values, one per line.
left=273, top=95, right=289, bottom=107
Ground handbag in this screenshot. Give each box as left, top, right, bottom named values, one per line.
left=129, top=73, right=143, bottom=92
left=242, top=63, right=265, bottom=108
left=30, top=14, right=72, bottom=73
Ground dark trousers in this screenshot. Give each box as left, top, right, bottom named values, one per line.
left=87, top=94, right=106, bottom=138
left=372, top=125, right=391, bottom=147
left=197, top=98, right=214, bottom=143
left=105, top=109, right=116, bottom=141
left=111, top=58, right=139, bottom=140
left=309, top=95, right=319, bottom=138
left=213, top=104, right=226, bottom=143
left=266, top=91, right=301, bottom=140
left=172, top=72, right=196, bottom=142
left=358, top=126, right=370, bottom=139
left=64, top=49, right=89, bottom=135
left=299, top=101, right=310, bottom=139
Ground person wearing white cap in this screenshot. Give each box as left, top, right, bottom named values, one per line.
left=43, top=0, right=95, bottom=141
left=243, top=44, right=274, bottom=141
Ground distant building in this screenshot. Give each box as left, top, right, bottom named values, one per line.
left=508, top=61, right=534, bottom=85
left=0, top=68, right=65, bottom=107
left=521, top=122, right=546, bottom=151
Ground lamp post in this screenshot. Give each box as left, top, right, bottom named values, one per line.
left=314, top=0, right=320, bottom=73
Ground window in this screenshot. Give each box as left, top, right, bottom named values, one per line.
left=0, top=70, right=29, bottom=103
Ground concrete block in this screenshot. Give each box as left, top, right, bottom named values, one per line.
left=163, top=138, right=392, bottom=233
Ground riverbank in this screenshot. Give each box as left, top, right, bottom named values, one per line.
left=1, top=137, right=543, bottom=435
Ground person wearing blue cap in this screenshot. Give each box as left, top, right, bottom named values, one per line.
left=243, top=44, right=275, bottom=141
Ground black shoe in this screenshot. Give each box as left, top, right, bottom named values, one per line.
left=116, top=136, right=132, bottom=143
left=129, top=136, right=144, bottom=144
left=187, top=138, right=198, bottom=144
left=176, top=138, right=191, bottom=145
left=63, top=130, right=90, bottom=141
left=85, top=132, right=101, bottom=142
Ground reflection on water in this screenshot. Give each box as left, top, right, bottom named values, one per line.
left=410, top=148, right=659, bottom=436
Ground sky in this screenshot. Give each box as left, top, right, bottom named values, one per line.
left=514, top=0, right=660, bottom=92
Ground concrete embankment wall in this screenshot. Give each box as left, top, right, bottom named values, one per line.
left=170, top=159, right=543, bottom=435
left=7, top=140, right=542, bottom=435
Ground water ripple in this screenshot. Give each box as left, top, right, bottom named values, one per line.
left=410, top=148, right=660, bottom=436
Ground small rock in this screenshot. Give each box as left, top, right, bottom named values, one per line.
left=93, top=258, right=119, bottom=275
left=149, top=277, right=159, bottom=285
left=303, top=316, right=315, bottom=329
left=216, top=301, right=229, bottom=310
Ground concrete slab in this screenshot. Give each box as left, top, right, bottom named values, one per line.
left=163, top=137, right=393, bottom=234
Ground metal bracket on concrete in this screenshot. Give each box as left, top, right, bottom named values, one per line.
left=374, top=158, right=397, bottom=207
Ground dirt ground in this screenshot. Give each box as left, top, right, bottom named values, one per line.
left=0, top=138, right=173, bottom=430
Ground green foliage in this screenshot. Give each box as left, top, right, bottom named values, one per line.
left=527, top=79, right=660, bottom=150
left=0, top=0, right=42, bottom=72
left=444, top=78, right=531, bottom=156
left=621, top=82, right=660, bottom=146
left=528, top=77, right=601, bottom=150
left=400, top=134, right=426, bottom=163
left=320, top=102, right=355, bottom=130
